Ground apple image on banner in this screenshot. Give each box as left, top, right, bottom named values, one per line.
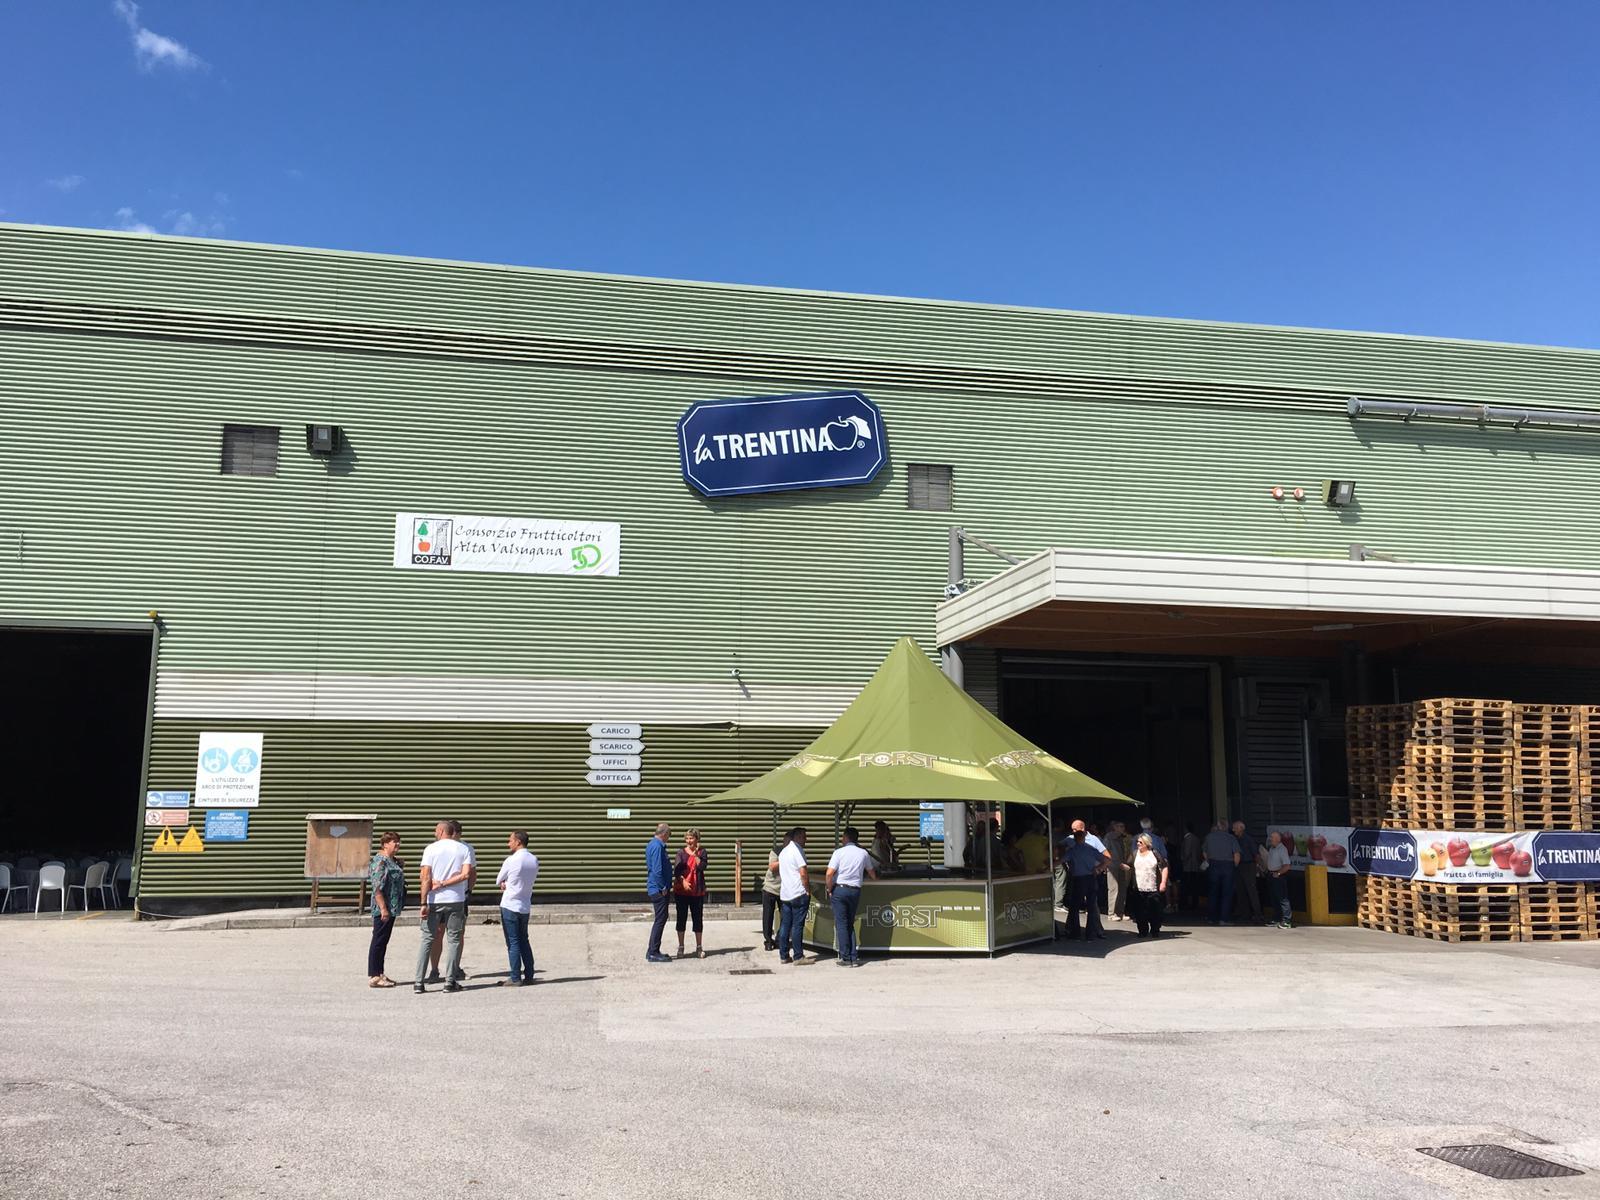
left=1512, top=850, right=1534, bottom=877
left=1321, top=844, right=1347, bottom=868
left=821, top=419, right=857, bottom=451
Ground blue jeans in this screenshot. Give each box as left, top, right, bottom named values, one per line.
left=1207, top=865, right=1235, bottom=923
left=778, top=895, right=810, bottom=960
left=501, top=909, right=534, bottom=981
left=830, top=885, right=861, bottom=961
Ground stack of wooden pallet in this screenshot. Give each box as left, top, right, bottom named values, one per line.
left=1515, top=704, right=1589, bottom=831
left=1408, top=699, right=1516, bottom=831
left=1346, top=698, right=1598, bottom=943
left=1355, top=875, right=1414, bottom=936
left=1346, top=702, right=1414, bottom=828
left=1519, top=882, right=1599, bottom=942
left=1413, top=881, right=1520, bottom=943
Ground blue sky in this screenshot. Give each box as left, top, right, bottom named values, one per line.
left=3, top=2, right=1598, bottom=348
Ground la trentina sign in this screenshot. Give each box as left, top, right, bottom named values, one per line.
left=677, top=390, right=887, bottom=498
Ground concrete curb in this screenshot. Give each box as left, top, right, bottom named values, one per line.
left=156, top=904, right=763, bottom=932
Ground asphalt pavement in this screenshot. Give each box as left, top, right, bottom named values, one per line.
left=4, top=911, right=1600, bottom=1199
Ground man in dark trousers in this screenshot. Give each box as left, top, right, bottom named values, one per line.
left=644, top=822, right=673, bottom=963
left=1202, top=819, right=1242, bottom=925
left=1231, top=819, right=1263, bottom=924
left=1063, top=820, right=1109, bottom=941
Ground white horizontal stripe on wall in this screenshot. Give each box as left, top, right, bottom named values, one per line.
left=154, top=670, right=857, bottom=726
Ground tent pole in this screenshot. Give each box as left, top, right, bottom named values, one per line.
left=986, top=801, right=995, bottom=957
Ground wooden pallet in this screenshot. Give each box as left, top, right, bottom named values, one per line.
left=1514, top=703, right=1585, bottom=745
left=1413, top=881, right=1522, bottom=941
left=1518, top=882, right=1598, bottom=941
left=1410, top=806, right=1517, bottom=833
left=1357, top=876, right=1417, bottom=936
left=1515, top=795, right=1595, bottom=832
left=1412, top=699, right=1515, bottom=746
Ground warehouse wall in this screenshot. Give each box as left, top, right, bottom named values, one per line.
left=6, top=223, right=1600, bottom=901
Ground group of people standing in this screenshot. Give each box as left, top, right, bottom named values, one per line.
left=364, top=819, right=542, bottom=992
left=643, top=823, right=712, bottom=961
left=1056, top=814, right=1295, bottom=939
left=1057, top=816, right=1172, bottom=940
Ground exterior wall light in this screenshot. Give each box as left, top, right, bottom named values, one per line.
left=1348, top=396, right=1600, bottom=431
left=1323, top=480, right=1357, bottom=507
left=305, top=424, right=343, bottom=456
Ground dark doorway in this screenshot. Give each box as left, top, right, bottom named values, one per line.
left=999, top=657, right=1215, bottom=836
left=0, top=627, right=152, bottom=889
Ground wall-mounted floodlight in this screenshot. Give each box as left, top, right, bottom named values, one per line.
left=305, top=424, right=342, bottom=456
left=1348, top=397, right=1600, bottom=431
left=1323, top=480, right=1357, bottom=507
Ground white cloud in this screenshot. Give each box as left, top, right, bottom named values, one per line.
left=47, top=174, right=86, bottom=192
left=114, top=206, right=157, bottom=235
left=112, top=0, right=204, bottom=72
left=166, top=209, right=226, bottom=238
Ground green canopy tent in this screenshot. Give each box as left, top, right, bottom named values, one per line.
left=699, top=636, right=1135, bottom=810
left=699, top=637, right=1137, bottom=955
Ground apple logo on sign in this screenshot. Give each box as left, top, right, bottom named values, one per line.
left=820, top=415, right=874, bottom=451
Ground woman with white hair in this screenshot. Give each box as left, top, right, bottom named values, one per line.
left=1130, top=833, right=1169, bottom=939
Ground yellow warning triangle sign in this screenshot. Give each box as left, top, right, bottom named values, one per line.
left=152, top=828, right=178, bottom=853
left=177, top=827, right=205, bottom=854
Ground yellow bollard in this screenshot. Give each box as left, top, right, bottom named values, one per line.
left=1302, top=863, right=1357, bottom=926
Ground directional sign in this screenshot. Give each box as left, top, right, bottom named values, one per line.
left=145, top=791, right=191, bottom=808
left=145, top=808, right=189, bottom=827
left=587, top=723, right=641, bottom=740
left=606, top=807, right=632, bottom=820
left=589, top=739, right=643, bottom=755
left=678, top=390, right=888, bottom=498
left=586, top=770, right=641, bottom=787
left=587, top=754, right=642, bottom=771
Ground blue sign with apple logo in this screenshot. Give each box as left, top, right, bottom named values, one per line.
left=677, top=390, right=887, bottom=498
left=1348, top=827, right=1417, bottom=878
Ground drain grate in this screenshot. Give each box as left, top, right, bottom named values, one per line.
left=1418, top=1145, right=1581, bottom=1180
left=728, top=968, right=772, bottom=975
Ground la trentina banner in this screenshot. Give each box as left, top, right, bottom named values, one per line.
left=1272, top=826, right=1600, bottom=885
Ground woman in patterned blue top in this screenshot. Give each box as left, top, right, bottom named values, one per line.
left=367, top=832, right=406, bottom=987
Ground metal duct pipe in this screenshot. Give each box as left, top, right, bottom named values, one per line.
left=1348, top=396, right=1600, bottom=430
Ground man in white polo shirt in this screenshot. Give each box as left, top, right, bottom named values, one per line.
left=496, top=830, right=540, bottom=986
left=415, top=821, right=472, bottom=994
left=826, top=826, right=878, bottom=967
left=776, top=827, right=810, bottom=964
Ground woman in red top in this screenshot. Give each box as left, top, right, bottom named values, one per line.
left=673, top=828, right=709, bottom=958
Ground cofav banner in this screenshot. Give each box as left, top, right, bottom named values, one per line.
left=1271, top=826, right=1600, bottom=885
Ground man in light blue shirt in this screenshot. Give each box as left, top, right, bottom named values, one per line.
left=644, top=823, right=672, bottom=963
left=825, top=827, right=878, bottom=968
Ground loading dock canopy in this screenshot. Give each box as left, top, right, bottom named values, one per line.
left=936, top=548, right=1600, bottom=666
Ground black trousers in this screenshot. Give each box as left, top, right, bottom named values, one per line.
left=647, top=891, right=670, bottom=955
left=1066, top=875, right=1103, bottom=939
left=675, top=894, right=705, bottom=934
left=367, top=912, right=395, bottom=976
left=761, top=892, right=780, bottom=942
left=1133, top=889, right=1164, bottom=937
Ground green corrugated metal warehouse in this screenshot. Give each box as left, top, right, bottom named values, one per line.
left=6, top=221, right=1600, bottom=913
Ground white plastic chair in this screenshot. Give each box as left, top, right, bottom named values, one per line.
left=108, top=857, right=133, bottom=908
left=34, top=863, right=67, bottom=918
left=94, top=861, right=118, bottom=909
left=0, top=863, right=26, bottom=913
left=68, top=862, right=109, bottom=912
